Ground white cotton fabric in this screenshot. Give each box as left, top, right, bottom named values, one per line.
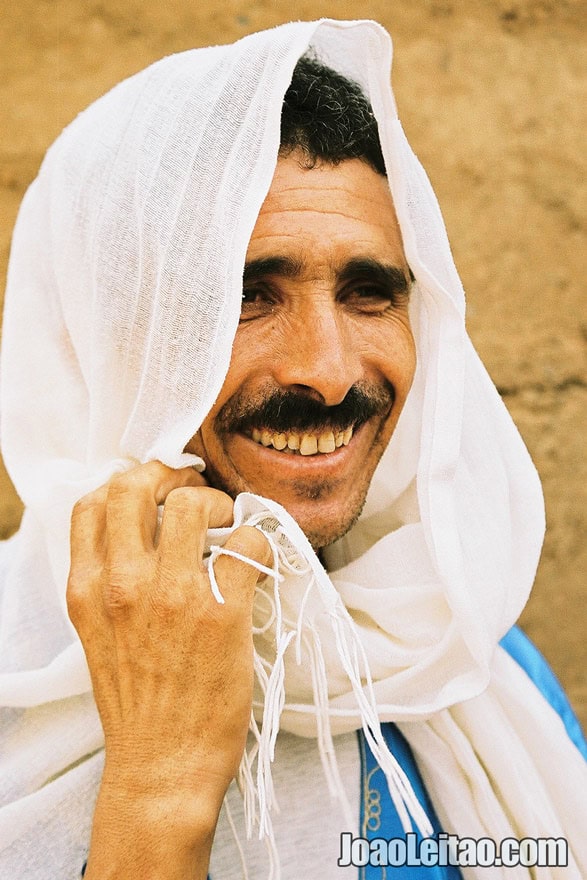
left=0, top=18, right=586, bottom=879
left=210, top=731, right=359, bottom=879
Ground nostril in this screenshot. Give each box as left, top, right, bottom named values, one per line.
left=288, top=384, right=328, bottom=405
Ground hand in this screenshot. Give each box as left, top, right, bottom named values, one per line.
left=67, top=461, right=270, bottom=879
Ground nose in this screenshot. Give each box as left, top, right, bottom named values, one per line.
left=271, top=300, right=361, bottom=406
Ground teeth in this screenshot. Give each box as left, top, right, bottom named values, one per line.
left=250, top=426, right=354, bottom=454
left=300, top=434, right=318, bottom=456
left=318, top=431, right=336, bottom=453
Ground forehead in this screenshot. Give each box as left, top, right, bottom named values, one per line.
left=246, top=155, right=407, bottom=271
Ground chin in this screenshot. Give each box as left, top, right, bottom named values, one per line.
left=273, top=491, right=367, bottom=550
left=200, top=455, right=370, bottom=550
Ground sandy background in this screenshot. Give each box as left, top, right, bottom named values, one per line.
left=0, top=1, right=585, bottom=728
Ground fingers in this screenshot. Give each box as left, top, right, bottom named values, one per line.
left=157, top=487, right=234, bottom=566
left=66, top=460, right=269, bottom=779
left=68, top=461, right=208, bottom=621
left=211, top=525, right=273, bottom=607
left=106, top=461, right=207, bottom=557
left=68, top=459, right=272, bottom=629
left=69, top=483, right=109, bottom=570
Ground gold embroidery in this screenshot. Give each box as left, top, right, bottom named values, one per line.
left=358, top=733, right=386, bottom=880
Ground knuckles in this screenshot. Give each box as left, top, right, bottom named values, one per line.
left=102, top=560, right=150, bottom=616
left=226, top=526, right=273, bottom=570
left=96, top=461, right=174, bottom=509
left=147, top=572, right=202, bottom=622
left=67, top=464, right=257, bottom=628
left=101, top=583, right=139, bottom=618
left=65, top=571, right=90, bottom=624
left=163, top=485, right=203, bottom=514
left=71, top=486, right=108, bottom=521
left=66, top=562, right=103, bottom=627
left=163, top=485, right=234, bottom=518
left=105, top=469, right=148, bottom=505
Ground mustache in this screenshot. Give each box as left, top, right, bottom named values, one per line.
left=215, top=382, right=395, bottom=436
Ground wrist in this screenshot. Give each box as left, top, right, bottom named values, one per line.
left=84, top=772, right=224, bottom=880
left=99, top=763, right=226, bottom=835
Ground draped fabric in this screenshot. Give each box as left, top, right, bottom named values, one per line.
left=1, top=19, right=585, bottom=879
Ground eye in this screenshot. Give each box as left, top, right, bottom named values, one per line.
left=239, top=284, right=278, bottom=321
left=341, top=283, right=400, bottom=313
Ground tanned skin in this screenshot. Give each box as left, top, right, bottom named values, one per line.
left=69, top=156, right=415, bottom=878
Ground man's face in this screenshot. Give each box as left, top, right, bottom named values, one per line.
left=185, top=153, right=416, bottom=548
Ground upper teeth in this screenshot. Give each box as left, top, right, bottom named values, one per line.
left=251, top=427, right=353, bottom=455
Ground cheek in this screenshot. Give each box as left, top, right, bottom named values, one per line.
left=194, top=332, right=271, bottom=453
left=210, top=336, right=265, bottom=415
left=206, top=312, right=416, bottom=432
left=221, top=321, right=288, bottom=397
left=395, top=335, right=417, bottom=395
left=360, top=319, right=416, bottom=395
left=227, top=323, right=274, bottom=375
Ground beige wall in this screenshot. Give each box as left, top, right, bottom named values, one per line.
left=1, top=0, right=585, bottom=727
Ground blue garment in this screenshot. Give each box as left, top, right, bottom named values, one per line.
left=499, top=626, right=586, bottom=759
left=358, top=726, right=463, bottom=879
left=357, top=626, right=586, bottom=879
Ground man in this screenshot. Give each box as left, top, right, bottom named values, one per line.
left=0, top=19, right=585, bottom=880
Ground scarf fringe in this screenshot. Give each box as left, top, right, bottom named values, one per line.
left=209, top=516, right=433, bottom=880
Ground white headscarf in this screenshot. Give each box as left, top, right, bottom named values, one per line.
left=0, top=19, right=585, bottom=879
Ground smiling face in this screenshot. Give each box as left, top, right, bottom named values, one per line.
left=185, top=153, right=416, bottom=548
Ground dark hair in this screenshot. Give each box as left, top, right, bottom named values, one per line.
left=279, top=55, right=386, bottom=176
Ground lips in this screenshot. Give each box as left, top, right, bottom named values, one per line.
left=249, top=426, right=354, bottom=456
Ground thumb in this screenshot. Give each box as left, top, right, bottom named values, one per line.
left=211, top=525, right=273, bottom=606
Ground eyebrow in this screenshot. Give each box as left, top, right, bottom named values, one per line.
left=243, top=256, right=412, bottom=295
left=338, top=258, right=412, bottom=297
left=243, top=256, right=304, bottom=284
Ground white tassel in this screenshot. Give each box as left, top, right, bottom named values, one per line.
left=212, top=509, right=433, bottom=880
left=326, top=603, right=433, bottom=836
left=207, top=543, right=281, bottom=604
left=223, top=797, right=250, bottom=880
left=305, top=626, right=355, bottom=831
